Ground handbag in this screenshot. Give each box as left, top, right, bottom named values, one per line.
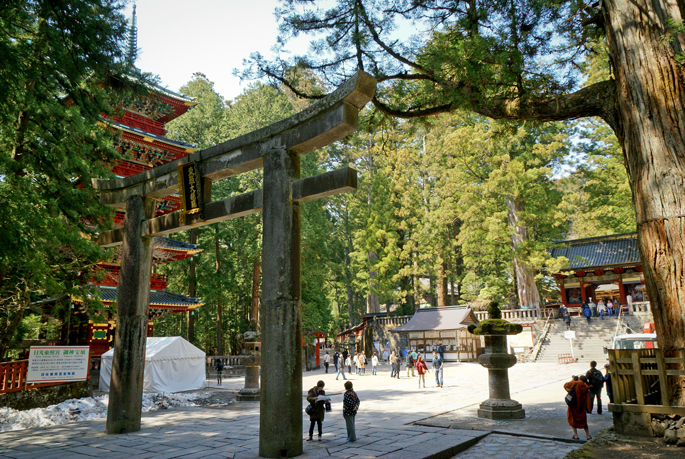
left=305, top=404, right=313, bottom=415
left=325, top=400, right=332, bottom=412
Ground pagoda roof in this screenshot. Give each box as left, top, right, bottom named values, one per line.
left=154, top=237, right=202, bottom=253
left=549, top=232, right=641, bottom=270
left=88, top=285, right=203, bottom=310
left=107, top=118, right=196, bottom=150
left=148, top=81, right=195, bottom=105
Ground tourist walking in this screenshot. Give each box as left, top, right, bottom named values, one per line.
left=563, top=311, right=572, bottom=330
left=406, top=350, right=415, bottom=377
left=333, top=351, right=339, bottom=372
left=215, top=359, right=223, bottom=385
left=323, top=352, right=330, bottom=373
left=564, top=375, right=592, bottom=440
left=335, top=355, right=347, bottom=380
left=358, top=352, right=366, bottom=375
left=306, top=380, right=329, bottom=441
left=604, top=364, right=613, bottom=403
left=390, top=351, right=400, bottom=379
left=432, top=350, right=444, bottom=387
left=382, top=348, right=389, bottom=362
left=415, top=355, right=429, bottom=388
left=586, top=361, right=605, bottom=414
left=371, top=352, right=379, bottom=375
left=345, top=354, right=352, bottom=373
left=342, top=381, right=360, bottom=443
left=598, top=300, right=606, bottom=319
left=583, top=304, right=592, bottom=323
left=437, top=343, right=445, bottom=362
left=588, top=297, right=597, bottom=317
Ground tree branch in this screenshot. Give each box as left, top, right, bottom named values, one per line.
left=474, top=79, right=619, bottom=128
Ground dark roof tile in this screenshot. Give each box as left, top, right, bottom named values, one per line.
left=550, top=233, right=640, bottom=270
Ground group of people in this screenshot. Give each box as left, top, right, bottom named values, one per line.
left=306, top=380, right=360, bottom=443
left=564, top=360, right=613, bottom=440
left=559, top=296, right=623, bottom=329
left=325, top=350, right=382, bottom=380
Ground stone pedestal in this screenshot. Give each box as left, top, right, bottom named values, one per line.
left=468, top=302, right=526, bottom=421
left=237, top=341, right=260, bottom=402
left=476, top=335, right=525, bottom=420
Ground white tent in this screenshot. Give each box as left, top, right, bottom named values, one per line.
left=99, top=336, right=206, bottom=393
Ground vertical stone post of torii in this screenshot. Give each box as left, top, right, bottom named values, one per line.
left=106, top=195, right=156, bottom=434
left=260, top=148, right=302, bottom=458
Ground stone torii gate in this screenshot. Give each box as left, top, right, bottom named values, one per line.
left=93, top=71, right=376, bottom=458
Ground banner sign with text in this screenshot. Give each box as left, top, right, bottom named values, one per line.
left=26, top=346, right=90, bottom=384
left=177, top=161, right=203, bottom=223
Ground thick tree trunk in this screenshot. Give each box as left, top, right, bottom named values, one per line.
left=215, top=229, right=222, bottom=356
left=0, top=291, right=29, bottom=361
left=187, top=229, right=196, bottom=344
left=366, top=251, right=380, bottom=314
left=604, top=0, right=685, bottom=403
left=505, top=196, right=542, bottom=310
left=437, top=261, right=448, bottom=306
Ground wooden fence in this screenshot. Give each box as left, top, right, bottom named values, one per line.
left=608, top=348, right=685, bottom=416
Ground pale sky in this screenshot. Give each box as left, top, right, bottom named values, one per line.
left=126, top=0, right=312, bottom=101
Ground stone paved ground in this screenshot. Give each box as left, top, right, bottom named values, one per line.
left=0, top=360, right=613, bottom=458
left=451, top=433, right=579, bottom=459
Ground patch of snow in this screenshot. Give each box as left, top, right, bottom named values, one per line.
left=0, top=392, right=208, bottom=432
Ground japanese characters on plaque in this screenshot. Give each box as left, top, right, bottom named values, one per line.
left=26, top=346, right=90, bottom=384
left=177, top=162, right=204, bottom=223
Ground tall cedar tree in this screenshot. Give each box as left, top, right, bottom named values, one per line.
left=0, top=0, right=146, bottom=360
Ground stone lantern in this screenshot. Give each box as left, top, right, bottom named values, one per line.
left=467, top=302, right=525, bottom=420
left=237, top=319, right=261, bottom=401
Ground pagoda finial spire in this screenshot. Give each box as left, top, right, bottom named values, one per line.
left=125, top=3, right=138, bottom=66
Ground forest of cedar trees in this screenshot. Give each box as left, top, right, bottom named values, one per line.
left=7, top=0, right=680, bottom=364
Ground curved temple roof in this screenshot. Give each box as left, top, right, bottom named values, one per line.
left=549, top=232, right=640, bottom=270
left=391, top=306, right=478, bottom=332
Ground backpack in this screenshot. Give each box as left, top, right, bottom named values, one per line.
left=216, top=360, right=224, bottom=371
left=565, top=388, right=577, bottom=407
left=590, top=369, right=604, bottom=389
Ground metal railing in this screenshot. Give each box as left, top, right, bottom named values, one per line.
left=530, top=309, right=554, bottom=362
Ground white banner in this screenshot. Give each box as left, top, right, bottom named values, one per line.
left=27, top=346, right=90, bottom=384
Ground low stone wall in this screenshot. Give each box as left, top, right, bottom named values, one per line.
left=0, top=380, right=92, bottom=411
left=651, top=414, right=685, bottom=446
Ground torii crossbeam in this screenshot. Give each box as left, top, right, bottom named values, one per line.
left=93, top=71, right=376, bottom=458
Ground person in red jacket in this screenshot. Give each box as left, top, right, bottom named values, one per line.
left=564, top=375, right=592, bottom=440
left=415, top=355, right=430, bottom=389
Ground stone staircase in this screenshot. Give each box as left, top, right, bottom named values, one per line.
left=535, top=317, right=622, bottom=365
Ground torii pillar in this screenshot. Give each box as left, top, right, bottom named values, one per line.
left=260, top=149, right=302, bottom=457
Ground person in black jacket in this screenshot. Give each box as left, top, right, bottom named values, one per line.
left=586, top=361, right=604, bottom=414
left=306, top=381, right=328, bottom=441
left=604, top=363, right=613, bottom=403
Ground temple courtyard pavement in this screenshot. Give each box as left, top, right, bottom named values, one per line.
left=0, top=360, right=613, bottom=459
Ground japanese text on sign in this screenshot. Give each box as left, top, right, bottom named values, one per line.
left=27, top=346, right=90, bottom=384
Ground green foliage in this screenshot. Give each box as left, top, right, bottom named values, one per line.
left=0, top=0, right=143, bottom=359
